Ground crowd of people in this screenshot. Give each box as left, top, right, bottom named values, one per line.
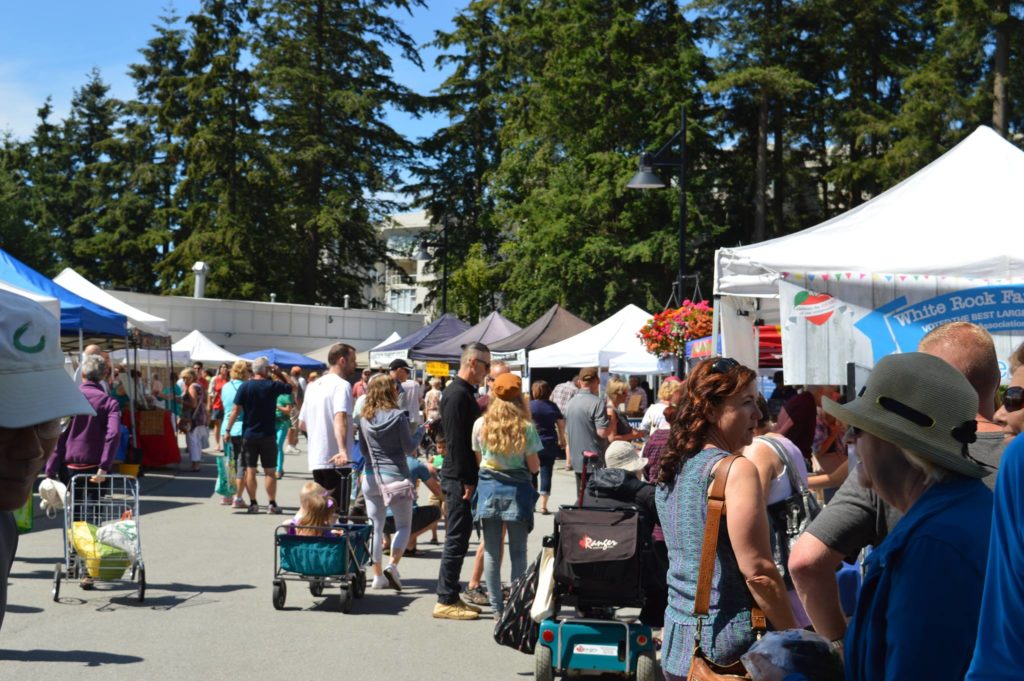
left=9, top=295, right=1024, bottom=680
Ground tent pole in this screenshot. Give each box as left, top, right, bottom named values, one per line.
left=709, top=295, right=721, bottom=374
left=126, top=333, right=138, bottom=450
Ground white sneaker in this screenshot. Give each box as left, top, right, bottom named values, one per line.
left=383, top=563, right=402, bottom=592
left=371, top=575, right=389, bottom=590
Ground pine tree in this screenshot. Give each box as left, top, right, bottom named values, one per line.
left=254, top=0, right=424, bottom=305
left=0, top=134, right=51, bottom=270
left=25, top=99, right=75, bottom=276
left=168, top=0, right=281, bottom=300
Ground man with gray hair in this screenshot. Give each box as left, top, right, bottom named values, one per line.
left=226, top=357, right=297, bottom=514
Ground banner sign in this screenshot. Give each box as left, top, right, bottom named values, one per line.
left=685, top=335, right=722, bottom=359
left=491, top=349, right=526, bottom=365
left=425, top=361, right=450, bottom=377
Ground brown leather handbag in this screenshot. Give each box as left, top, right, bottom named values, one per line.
left=687, top=455, right=766, bottom=681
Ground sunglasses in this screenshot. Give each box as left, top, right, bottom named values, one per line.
left=475, top=358, right=491, bottom=372
left=1004, top=386, right=1024, bottom=413
left=709, top=357, right=740, bottom=374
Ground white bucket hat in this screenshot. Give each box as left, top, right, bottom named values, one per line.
left=0, top=290, right=95, bottom=428
left=822, top=352, right=988, bottom=479
left=604, top=441, right=648, bottom=473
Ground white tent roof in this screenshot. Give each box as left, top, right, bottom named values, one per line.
left=111, top=348, right=191, bottom=365
left=529, top=304, right=664, bottom=371
left=54, top=268, right=170, bottom=336
left=0, top=281, right=60, bottom=319
left=306, top=332, right=401, bottom=368
left=171, top=330, right=243, bottom=364
left=715, top=126, right=1024, bottom=298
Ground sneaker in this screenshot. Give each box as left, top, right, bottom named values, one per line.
left=267, top=501, right=282, bottom=515
left=232, top=497, right=246, bottom=509
left=383, top=563, right=402, bottom=592
left=219, top=496, right=232, bottom=506
left=432, top=601, right=480, bottom=620
left=463, top=586, right=489, bottom=606
left=456, top=597, right=482, bottom=614
left=247, top=501, right=259, bottom=514
left=371, top=575, right=389, bottom=590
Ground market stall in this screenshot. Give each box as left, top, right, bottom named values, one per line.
left=306, top=332, right=401, bottom=369
left=240, top=348, right=324, bottom=371
left=410, top=311, right=521, bottom=364
left=368, top=313, right=469, bottom=368
left=172, top=330, right=244, bottom=365
left=488, top=304, right=591, bottom=367
left=713, top=126, right=1024, bottom=385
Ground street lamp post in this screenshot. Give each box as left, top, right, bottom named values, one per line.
left=417, top=213, right=450, bottom=316
left=627, top=105, right=687, bottom=374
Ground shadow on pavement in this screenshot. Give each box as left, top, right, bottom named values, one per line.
left=0, top=649, right=144, bottom=666
left=5, top=604, right=44, bottom=614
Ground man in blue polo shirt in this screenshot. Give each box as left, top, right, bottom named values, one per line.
left=226, top=357, right=296, bottom=514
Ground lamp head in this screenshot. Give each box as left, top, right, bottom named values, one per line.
left=626, top=154, right=667, bottom=189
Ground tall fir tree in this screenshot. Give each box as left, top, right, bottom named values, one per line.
left=168, top=0, right=282, bottom=300
left=0, top=134, right=51, bottom=270
left=25, top=99, right=75, bottom=276
left=254, top=0, right=424, bottom=306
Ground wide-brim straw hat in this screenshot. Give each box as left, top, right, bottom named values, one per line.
left=822, top=352, right=989, bottom=479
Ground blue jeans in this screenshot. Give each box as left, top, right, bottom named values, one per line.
left=481, top=518, right=528, bottom=613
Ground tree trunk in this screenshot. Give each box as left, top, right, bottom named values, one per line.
left=754, top=90, right=768, bottom=243
left=772, top=99, right=784, bottom=237
left=993, top=0, right=1010, bottom=136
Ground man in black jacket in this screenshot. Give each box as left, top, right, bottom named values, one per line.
left=433, top=342, right=491, bottom=620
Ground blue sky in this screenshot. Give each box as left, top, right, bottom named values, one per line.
left=0, top=1, right=462, bottom=143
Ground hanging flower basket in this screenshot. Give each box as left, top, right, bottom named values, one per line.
left=638, top=300, right=713, bottom=358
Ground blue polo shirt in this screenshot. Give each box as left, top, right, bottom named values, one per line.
left=967, top=435, right=1024, bottom=680
left=845, top=474, right=992, bottom=681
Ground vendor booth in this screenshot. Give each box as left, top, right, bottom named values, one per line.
left=410, top=311, right=522, bottom=363
left=714, top=126, right=1024, bottom=385
left=529, top=304, right=672, bottom=373
left=488, top=304, right=592, bottom=366
left=306, top=332, right=402, bottom=369
left=368, top=313, right=469, bottom=368
left=172, top=330, right=244, bottom=365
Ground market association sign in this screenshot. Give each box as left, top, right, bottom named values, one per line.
left=855, top=285, right=1024, bottom=363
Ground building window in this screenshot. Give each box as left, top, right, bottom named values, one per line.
left=389, top=288, right=415, bottom=314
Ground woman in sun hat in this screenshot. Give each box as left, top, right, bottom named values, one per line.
left=825, top=352, right=993, bottom=681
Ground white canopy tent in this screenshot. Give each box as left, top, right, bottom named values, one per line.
left=305, top=332, right=401, bottom=368
left=172, top=330, right=244, bottom=364
left=53, top=267, right=171, bottom=339
left=713, top=126, right=1024, bottom=382
left=0, top=281, right=60, bottom=320
left=529, top=304, right=671, bottom=373
left=111, top=348, right=191, bottom=365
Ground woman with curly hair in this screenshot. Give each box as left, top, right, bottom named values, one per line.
left=359, top=374, right=424, bottom=591
left=656, top=357, right=795, bottom=680
left=472, top=373, right=540, bottom=615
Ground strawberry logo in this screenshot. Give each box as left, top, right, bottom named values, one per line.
left=793, top=290, right=836, bottom=326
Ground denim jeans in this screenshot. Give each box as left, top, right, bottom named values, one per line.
left=538, top=457, right=555, bottom=496
left=436, top=478, right=473, bottom=605
left=481, top=518, right=528, bottom=613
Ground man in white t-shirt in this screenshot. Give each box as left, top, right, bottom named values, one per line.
left=299, top=343, right=356, bottom=511
left=390, top=358, right=423, bottom=429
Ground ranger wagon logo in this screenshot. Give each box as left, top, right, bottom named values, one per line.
left=578, top=535, right=618, bottom=551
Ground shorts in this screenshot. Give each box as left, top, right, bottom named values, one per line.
left=383, top=505, right=441, bottom=535
left=243, top=436, right=277, bottom=470
left=210, top=408, right=224, bottom=422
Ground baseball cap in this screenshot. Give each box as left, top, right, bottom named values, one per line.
left=0, top=290, right=95, bottom=428
left=389, top=358, right=412, bottom=372
left=578, top=367, right=599, bottom=382
left=491, top=373, right=522, bottom=402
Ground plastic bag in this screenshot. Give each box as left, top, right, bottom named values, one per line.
left=530, top=546, right=556, bottom=622
left=72, top=522, right=131, bottom=580
left=13, top=496, right=32, bottom=534
left=215, top=455, right=237, bottom=497
left=97, top=519, right=140, bottom=562
left=739, top=630, right=844, bottom=681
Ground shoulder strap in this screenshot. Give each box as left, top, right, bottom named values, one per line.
left=693, top=454, right=768, bottom=635
left=757, top=436, right=807, bottom=495
left=693, top=455, right=735, bottom=616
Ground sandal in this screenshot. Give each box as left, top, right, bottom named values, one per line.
left=404, top=548, right=421, bottom=557
left=190, top=463, right=201, bottom=472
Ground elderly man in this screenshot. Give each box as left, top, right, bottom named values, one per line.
left=789, top=321, right=1006, bottom=647
left=564, top=367, right=610, bottom=494
left=226, top=357, right=296, bottom=514
left=352, top=368, right=371, bottom=400
left=299, top=343, right=356, bottom=511
left=2, top=291, right=94, bottom=619
left=433, top=342, right=491, bottom=620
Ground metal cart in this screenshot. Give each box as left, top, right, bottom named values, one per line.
left=52, top=473, right=145, bottom=602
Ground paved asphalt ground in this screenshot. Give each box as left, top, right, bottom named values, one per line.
left=3, top=439, right=652, bottom=680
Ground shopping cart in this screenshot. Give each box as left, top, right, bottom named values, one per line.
left=52, top=473, right=145, bottom=602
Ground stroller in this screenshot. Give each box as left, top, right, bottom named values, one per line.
left=533, top=453, right=658, bottom=681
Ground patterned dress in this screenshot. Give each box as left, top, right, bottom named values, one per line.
left=655, top=447, right=757, bottom=677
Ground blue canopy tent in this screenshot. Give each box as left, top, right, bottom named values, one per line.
left=240, top=348, right=325, bottom=371
left=368, top=313, right=470, bottom=368
left=0, top=248, right=127, bottom=348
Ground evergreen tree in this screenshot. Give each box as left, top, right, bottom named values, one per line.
left=25, top=99, right=75, bottom=276
left=254, top=0, right=424, bottom=305
left=0, top=134, right=51, bottom=270
left=168, top=0, right=281, bottom=300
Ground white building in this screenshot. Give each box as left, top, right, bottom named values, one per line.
left=364, top=210, right=440, bottom=317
